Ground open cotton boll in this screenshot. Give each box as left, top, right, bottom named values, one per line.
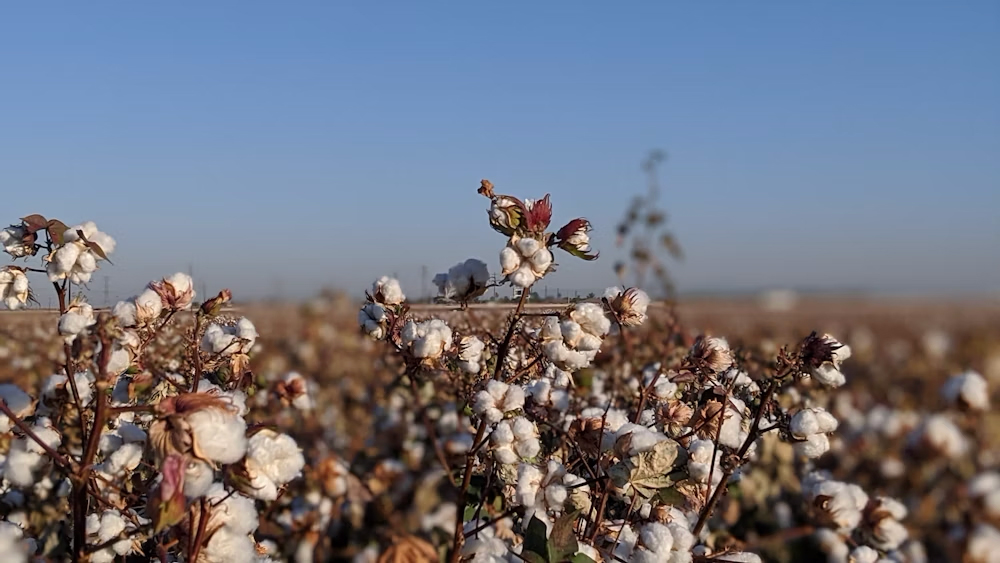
left=199, top=526, right=257, bottom=563
left=0, top=521, right=36, bottom=563
left=941, top=370, right=989, bottom=411
left=187, top=407, right=248, bottom=465
left=509, top=263, right=536, bottom=288
left=358, top=303, right=387, bottom=339
left=135, top=288, right=164, bottom=324
left=0, top=384, right=34, bottom=433
left=372, top=276, right=405, bottom=305
left=184, top=459, right=215, bottom=498
left=499, top=246, right=521, bottom=276
left=790, top=407, right=839, bottom=458
left=246, top=430, right=305, bottom=496
left=113, top=300, right=138, bottom=326
left=205, top=483, right=259, bottom=535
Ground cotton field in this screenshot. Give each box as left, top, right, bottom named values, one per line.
left=1, top=185, right=999, bottom=563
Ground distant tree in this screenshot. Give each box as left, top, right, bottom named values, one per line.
left=614, top=150, right=683, bottom=299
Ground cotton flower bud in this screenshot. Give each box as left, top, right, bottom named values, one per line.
left=149, top=272, right=196, bottom=310
left=0, top=266, right=31, bottom=310
left=0, top=224, right=36, bottom=258
left=201, top=318, right=257, bottom=357
left=604, top=286, right=650, bottom=327
left=400, top=319, right=453, bottom=359
left=200, top=288, right=233, bottom=316
left=502, top=236, right=555, bottom=288
left=690, top=336, right=734, bottom=373
left=941, top=370, right=989, bottom=411
left=358, top=303, right=388, bottom=340
left=802, top=333, right=852, bottom=388
left=0, top=521, right=37, bottom=562
left=372, top=276, right=405, bottom=306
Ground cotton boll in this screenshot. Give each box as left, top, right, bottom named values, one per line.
left=200, top=526, right=257, bottom=563
left=247, top=430, right=305, bottom=487
left=499, top=247, right=521, bottom=276
left=184, top=459, right=216, bottom=498
left=515, top=237, right=541, bottom=258
left=113, top=300, right=138, bottom=327
left=509, top=263, right=536, bottom=288
left=187, top=408, right=248, bottom=465
left=528, top=247, right=553, bottom=274
left=0, top=384, right=34, bottom=433
left=372, top=276, right=405, bottom=305
left=941, top=371, right=989, bottom=411
left=135, top=289, right=163, bottom=324
left=639, top=522, right=674, bottom=554
left=501, top=385, right=525, bottom=412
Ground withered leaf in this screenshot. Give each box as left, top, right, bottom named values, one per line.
left=20, top=214, right=48, bottom=233
left=46, top=219, right=69, bottom=244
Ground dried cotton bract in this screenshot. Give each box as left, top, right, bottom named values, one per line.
left=604, top=286, right=651, bottom=327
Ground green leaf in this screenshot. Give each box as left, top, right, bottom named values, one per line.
left=568, top=555, right=598, bottom=563
left=546, top=511, right=580, bottom=562
left=522, top=515, right=550, bottom=562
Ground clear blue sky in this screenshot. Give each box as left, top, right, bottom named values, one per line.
left=2, top=1, right=998, bottom=303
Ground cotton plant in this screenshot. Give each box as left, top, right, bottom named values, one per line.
left=0, top=214, right=312, bottom=563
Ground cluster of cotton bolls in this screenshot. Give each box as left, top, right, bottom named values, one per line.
left=44, top=221, right=116, bottom=284
left=433, top=258, right=490, bottom=302
left=0, top=253, right=315, bottom=561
